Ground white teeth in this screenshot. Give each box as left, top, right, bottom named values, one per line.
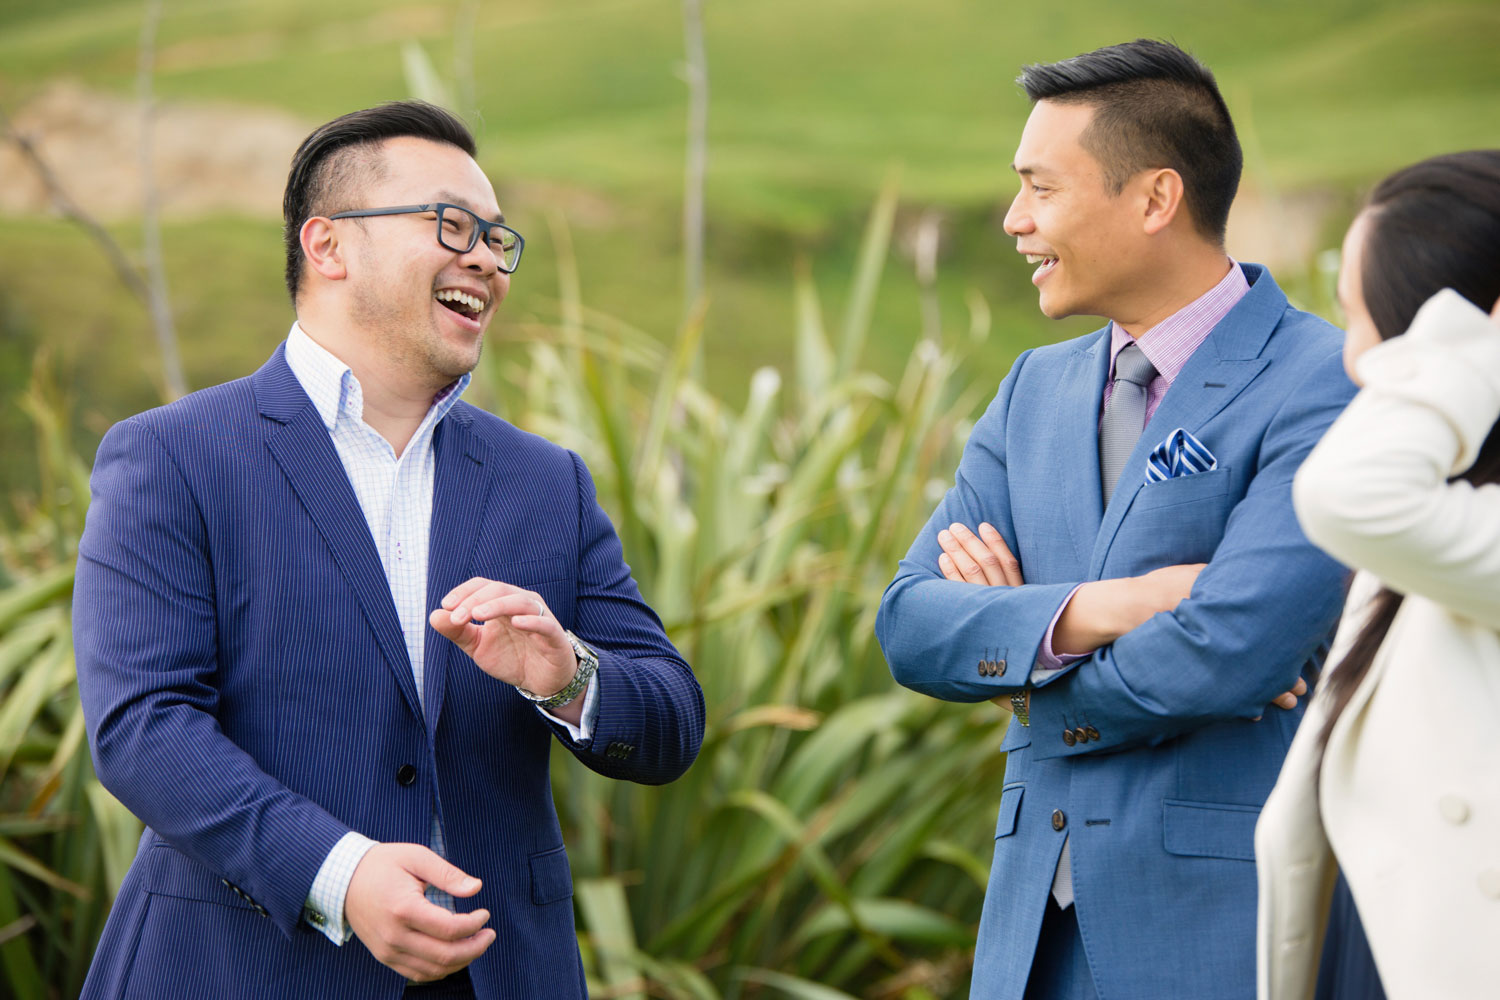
left=1024, top=254, right=1058, bottom=267
left=435, top=289, right=485, bottom=315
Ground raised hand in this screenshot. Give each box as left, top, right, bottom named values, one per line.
left=429, top=577, right=577, bottom=700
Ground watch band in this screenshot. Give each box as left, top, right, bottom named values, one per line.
left=516, top=630, right=598, bottom=709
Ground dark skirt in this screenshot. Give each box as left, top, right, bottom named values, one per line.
left=1314, top=871, right=1388, bottom=1000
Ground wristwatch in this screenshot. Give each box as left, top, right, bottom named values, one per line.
left=516, top=630, right=598, bottom=710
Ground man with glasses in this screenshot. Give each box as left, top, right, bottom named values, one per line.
left=75, top=101, right=704, bottom=1000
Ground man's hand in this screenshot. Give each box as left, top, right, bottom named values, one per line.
left=429, top=578, right=584, bottom=722
left=938, top=522, right=1024, bottom=586
left=1053, top=564, right=1205, bottom=655
left=936, top=522, right=1302, bottom=717
left=344, top=843, right=494, bottom=982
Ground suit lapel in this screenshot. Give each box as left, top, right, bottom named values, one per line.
left=1052, top=331, right=1112, bottom=573
left=423, top=409, right=493, bottom=731
left=254, top=349, right=425, bottom=721
left=1090, top=264, right=1287, bottom=576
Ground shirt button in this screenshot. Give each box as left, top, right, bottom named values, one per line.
left=1052, top=809, right=1067, bottom=832
left=396, top=764, right=418, bottom=786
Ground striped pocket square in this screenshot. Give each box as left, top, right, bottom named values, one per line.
left=1145, top=428, right=1217, bottom=483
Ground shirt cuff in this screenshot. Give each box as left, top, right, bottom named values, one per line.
left=537, top=674, right=599, bottom=742
left=305, top=831, right=378, bottom=945
left=1031, top=584, right=1089, bottom=682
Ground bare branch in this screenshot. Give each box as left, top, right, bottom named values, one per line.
left=138, top=0, right=187, bottom=400
left=0, top=106, right=153, bottom=306
left=680, top=0, right=708, bottom=328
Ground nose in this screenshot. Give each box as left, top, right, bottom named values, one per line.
left=458, top=239, right=498, bottom=277
left=1002, top=190, right=1032, bottom=237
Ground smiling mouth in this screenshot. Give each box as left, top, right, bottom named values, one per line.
left=434, top=288, right=486, bottom=319
left=1025, top=254, right=1059, bottom=273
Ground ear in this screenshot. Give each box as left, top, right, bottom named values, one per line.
left=1140, top=168, right=1186, bottom=236
left=300, top=217, right=347, bottom=282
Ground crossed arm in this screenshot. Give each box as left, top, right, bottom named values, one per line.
left=934, top=522, right=1305, bottom=715
left=878, top=346, right=1353, bottom=751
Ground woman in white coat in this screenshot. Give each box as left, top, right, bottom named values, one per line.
left=1256, top=149, right=1500, bottom=1000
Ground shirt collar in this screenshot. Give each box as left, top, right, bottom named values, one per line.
left=1108, top=259, right=1250, bottom=385
left=283, top=321, right=471, bottom=433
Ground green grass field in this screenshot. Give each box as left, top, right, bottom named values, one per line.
left=1, top=0, right=1498, bottom=500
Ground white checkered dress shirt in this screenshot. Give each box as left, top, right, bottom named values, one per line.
left=286, top=324, right=596, bottom=944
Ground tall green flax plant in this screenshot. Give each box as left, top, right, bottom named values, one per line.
left=478, top=183, right=1013, bottom=1000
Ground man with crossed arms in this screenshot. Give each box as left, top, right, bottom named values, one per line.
left=878, top=40, right=1354, bottom=999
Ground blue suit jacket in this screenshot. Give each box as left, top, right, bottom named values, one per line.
left=877, top=266, right=1355, bottom=1000
left=75, top=346, right=705, bottom=999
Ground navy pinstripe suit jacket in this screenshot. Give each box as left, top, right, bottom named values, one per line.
left=75, top=345, right=705, bottom=999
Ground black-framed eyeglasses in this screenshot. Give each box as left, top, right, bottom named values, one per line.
left=328, top=202, right=524, bottom=274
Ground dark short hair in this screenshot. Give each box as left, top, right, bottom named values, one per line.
left=1017, top=39, right=1242, bottom=245
left=282, top=101, right=477, bottom=301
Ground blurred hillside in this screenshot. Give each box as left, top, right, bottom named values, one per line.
left=1, top=0, right=1498, bottom=504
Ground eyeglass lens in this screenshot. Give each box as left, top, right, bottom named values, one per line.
left=436, top=205, right=521, bottom=271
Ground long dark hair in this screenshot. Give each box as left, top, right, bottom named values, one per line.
left=1318, top=150, right=1500, bottom=750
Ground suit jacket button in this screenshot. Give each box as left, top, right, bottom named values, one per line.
left=1062, top=729, right=1077, bottom=746
left=1085, top=726, right=1100, bottom=741
left=977, top=660, right=987, bottom=676
left=995, top=659, right=1007, bottom=676
left=1052, top=809, right=1067, bottom=832
left=396, top=764, right=418, bottom=786
left=1073, top=727, right=1089, bottom=744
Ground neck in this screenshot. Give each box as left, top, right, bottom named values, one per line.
left=1113, top=249, right=1232, bottom=339
left=297, top=315, right=442, bottom=458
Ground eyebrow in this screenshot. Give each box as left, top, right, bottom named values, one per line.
left=435, top=190, right=505, bottom=224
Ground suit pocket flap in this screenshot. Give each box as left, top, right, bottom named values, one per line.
left=497, top=555, right=571, bottom=588
left=529, top=845, right=573, bottom=905
left=1161, top=799, right=1259, bottom=861
left=999, top=720, right=1031, bottom=754
left=995, top=784, right=1024, bottom=839
left=142, top=843, right=258, bottom=910
left=1130, top=466, right=1231, bottom=512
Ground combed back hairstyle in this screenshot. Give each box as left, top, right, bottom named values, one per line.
left=1017, top=39, right=1242, bottom=244
left=282, top=101, right=477, bottom=301
left=1317, top=149, right=1500, bottom=759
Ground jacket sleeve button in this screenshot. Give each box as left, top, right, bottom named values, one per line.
left=1085, top=726, right=1100, bottom=741
left=1062, top=730, right=1077, bottom=746
left=1073, top=727, right=1089, bottom=744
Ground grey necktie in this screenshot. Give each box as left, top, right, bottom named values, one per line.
left=1099, top=342, right=1159, bottom=505
left=1048, top=345, right=1157, bottom=911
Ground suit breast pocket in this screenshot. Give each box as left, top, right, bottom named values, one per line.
left=489, top=555, right=575, bottom=624
left=1105, top=468, right=1233, bottom=575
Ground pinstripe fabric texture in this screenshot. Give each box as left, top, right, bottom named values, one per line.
left=74, top=344, right=705, bottom=999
